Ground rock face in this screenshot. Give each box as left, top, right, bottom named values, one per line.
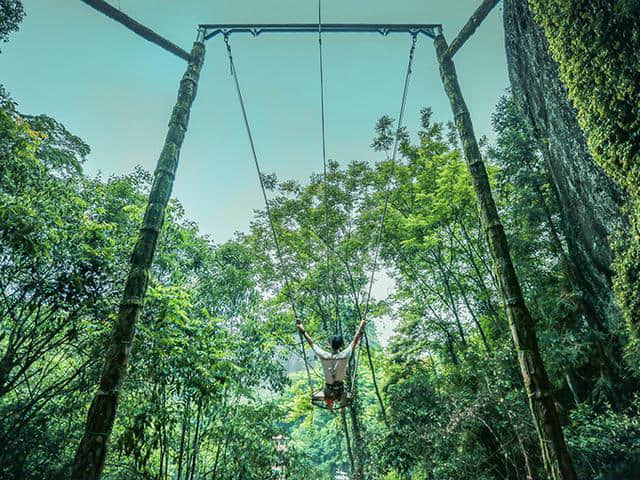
left=502, top=0, right=625, bottom=323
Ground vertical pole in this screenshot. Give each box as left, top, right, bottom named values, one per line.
left=349, top=387, right=366, bottom=480
left=71, top=28, right=206, bottom=480
left=341, top=408, right=355, bottom=476
left=433, top=31, right=577, bottom=480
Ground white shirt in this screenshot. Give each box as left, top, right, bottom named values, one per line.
left=312, top=343, right=353, bottom=384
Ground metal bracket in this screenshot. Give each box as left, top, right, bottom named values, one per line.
left=198, top=23, right=442, bottom=41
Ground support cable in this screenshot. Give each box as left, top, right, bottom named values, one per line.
left=223, top=35, right=313, bottom=394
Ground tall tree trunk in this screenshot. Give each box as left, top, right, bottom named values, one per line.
left=485, top=376, right=537, bottom=480
left=188, top=400, right=203, bottom=480
left=502, top=0, right=625, bottom=325
left=349, top=388, right=366, bottom=480
left=71, top=34, right=205, bottom=480
left=434, top=33, right=577, bottom=480
left=211, top=436, right=223, bottom=480
left=162, top=383, right=169, bottom=480
left=177, top=399, right=190, bottom=480
left=341, top=408, right=355, bottom=475
left=220, top=425, right=231, bottom=480
left=157, top=425, right=165, bottom=480
left=363, top=332, right=388, bottom=425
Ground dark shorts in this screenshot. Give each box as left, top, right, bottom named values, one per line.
left=324, top=381, right=345, bottom=401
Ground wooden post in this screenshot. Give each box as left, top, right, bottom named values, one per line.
left=445, top=0, right=500, bottom=59
left=433, top=31, right=577, bottom=480
left=81, top=0, right=192, bottom=61
left=71, top=29, right=206, bottom=480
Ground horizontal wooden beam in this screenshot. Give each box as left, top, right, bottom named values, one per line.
left=445, top=0, right=500, bottom=59
left=81, top=0, right=192, bottom=61
left=200, top=23, right=442, bottom=40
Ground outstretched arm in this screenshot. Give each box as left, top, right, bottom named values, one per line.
left=296, top=323, right=314, bottom=347
left=349, top=319, right=367, bottom=350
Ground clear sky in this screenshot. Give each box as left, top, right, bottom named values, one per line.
left=2, top=0, right=508, bottom=244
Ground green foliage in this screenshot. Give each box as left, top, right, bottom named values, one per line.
left=363, top=101, right=639, bottom=480
left=528, top=0, right=639, bottom=194
left=2, top=63, right=639, bottom=479
left=566, top=398, right=640, bottom=479
left=0, top=89, right=295, bottom=479
left=489, top=96, right=633, bottom=406
left=246, top=153, right=386, bottom=347
left=612, top=212, right=640, bottom=363
left=0, top=89, right=113, bottom=479
left=0, top=0, right=23, bottom=50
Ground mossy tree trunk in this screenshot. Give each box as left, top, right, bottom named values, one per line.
left=434, top=33, right=577, bottom=480
left=71, top=37, right=205, bottom=480
left=527, top=0, right=640, bottom=369
left=503, top=0, right=625, bottom=331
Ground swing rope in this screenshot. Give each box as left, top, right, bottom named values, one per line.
left=318, top=1, right=341, bottom=338
left=349, top=33, right=418, bottom=404
left=224, top=29, right=419, bottom=411
left=363, top=33, right=417, bottom=322
left=223, top=35, right=314, bottom=395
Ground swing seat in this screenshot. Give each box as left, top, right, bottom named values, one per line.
left=311, top=389, right=353, bottom=410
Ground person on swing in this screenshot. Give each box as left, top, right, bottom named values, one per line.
left=297, top=319, right=367, bottom=410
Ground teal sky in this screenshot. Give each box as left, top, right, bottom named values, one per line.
left=2, top=0, right=508, bottom=244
